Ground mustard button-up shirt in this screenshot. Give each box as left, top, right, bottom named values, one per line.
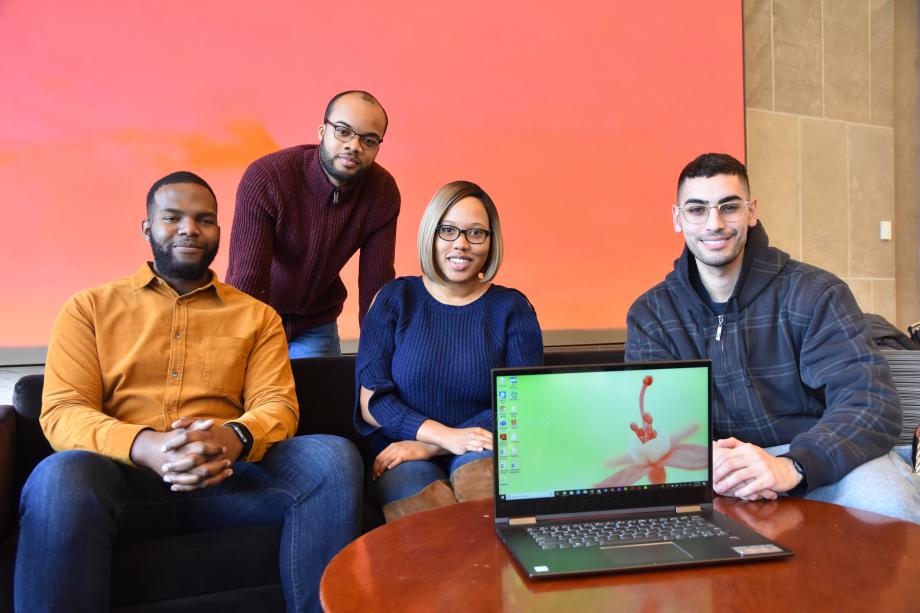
left=41, top=264, right=298, bottom=463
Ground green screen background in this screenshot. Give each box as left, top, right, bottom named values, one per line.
left=496, top=367, right=709, bottom=497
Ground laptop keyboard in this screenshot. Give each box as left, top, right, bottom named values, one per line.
left=527, top=515, right=727, bottom=549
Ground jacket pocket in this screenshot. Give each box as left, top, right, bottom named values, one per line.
left=204, top=337, right=247, bottom=395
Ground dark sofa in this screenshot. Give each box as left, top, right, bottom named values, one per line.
left=0, top=345, right=624, bottom=611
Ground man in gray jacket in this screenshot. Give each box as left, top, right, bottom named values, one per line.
left=626, top=153, right=919, bottom=522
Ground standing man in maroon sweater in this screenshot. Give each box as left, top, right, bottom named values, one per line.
left=227, top=90, right=400, bottom=357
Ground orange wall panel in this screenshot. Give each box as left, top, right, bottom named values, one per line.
left=0, top=1, right=743, bottom=347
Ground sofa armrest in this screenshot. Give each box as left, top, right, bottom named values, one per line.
left=11, top=375, right=54, bottom=506
left=0, top=405, right=15, bottom=541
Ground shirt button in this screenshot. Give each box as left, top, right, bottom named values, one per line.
left=175, top=333, right=181, bottom=339
left=170, top=370, right=179, bottom=377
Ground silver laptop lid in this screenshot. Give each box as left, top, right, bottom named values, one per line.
left=492, top=360, right=713, bottom=522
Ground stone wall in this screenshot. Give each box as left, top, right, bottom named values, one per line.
left=742, top=0, right=916, bottom=325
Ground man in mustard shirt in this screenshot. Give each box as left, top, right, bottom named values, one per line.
left=14, top=171, right=361, bottom=613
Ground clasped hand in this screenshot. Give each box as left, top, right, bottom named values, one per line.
left=130, top=417, right=242, bottom=492
left=372, top=422, right=493, bottom=480
left=712, top=437, right=802, bottom=501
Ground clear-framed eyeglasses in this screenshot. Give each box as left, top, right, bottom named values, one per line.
left=436, top=224, right=491, bottom=244
left=323, top=121, right=383, bottom=148
left=677, top=200, right=752, bottom=224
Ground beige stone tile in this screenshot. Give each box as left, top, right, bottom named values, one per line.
left=824, top=0, right=872, bottom=122
left=870, top=0, right=894, bottom=126
left=744, top=0, right=773, bottom=110
left=849, top=125, right=895, bottom=277
left=801, top=119, right=848, bottom=277
left=746, top=110, right=800, bottom=257
left=845, top=278, right=872, bottom=313
left=772, top=0, right=823, bottom=116
left=871, top=279, right=898, bottom=324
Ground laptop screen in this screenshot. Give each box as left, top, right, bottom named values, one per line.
left=493, top=360, right=712, bottom=518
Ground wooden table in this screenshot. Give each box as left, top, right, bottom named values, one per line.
left=320, top=497, right=920, bottom=612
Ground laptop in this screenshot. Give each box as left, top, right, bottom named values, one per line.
left=492, top=359, right=792, bottom=579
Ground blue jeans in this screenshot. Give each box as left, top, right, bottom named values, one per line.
left=288, top=322, right=342, bottom=358
left=368, top=450, right=492, bottom=506
left=766, top=444, right=920, bottom=524
left=14, top=435, right=362, bottom=613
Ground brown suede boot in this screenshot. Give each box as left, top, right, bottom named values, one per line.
left=450, top=458, right=494, bottom=502
left=382, top=480, right=458, bottom=523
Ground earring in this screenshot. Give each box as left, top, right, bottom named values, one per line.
left=675, top=225, right=682, bottom=232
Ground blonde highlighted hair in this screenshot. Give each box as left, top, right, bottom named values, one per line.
left=417, top=180, right=504, bottom=284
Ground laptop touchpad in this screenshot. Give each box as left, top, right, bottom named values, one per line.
left=602, top=542, right=692, bottom=565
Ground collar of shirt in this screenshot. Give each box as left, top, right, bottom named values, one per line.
left=132, top=263, right=226, bottom=304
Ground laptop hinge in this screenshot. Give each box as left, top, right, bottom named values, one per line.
left=676, top=504, right=702, bottom=513
left=509, top=516, right=537, bottom=526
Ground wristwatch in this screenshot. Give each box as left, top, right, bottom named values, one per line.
left=224, top=422, right=253, bottom=461
left=782, top=455, right=808, bottom=496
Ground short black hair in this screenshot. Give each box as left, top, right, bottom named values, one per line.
left=146, top=171, right=217, bottom=215
left=323, top=90, right=388, bottom=132
left=677, top=153, right=750, bottom=199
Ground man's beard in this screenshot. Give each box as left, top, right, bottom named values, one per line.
left=319, top=141, right=368, bottom=185
left=150, top=235, right=218, bottom=280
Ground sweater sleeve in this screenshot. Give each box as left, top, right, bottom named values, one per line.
left=504, top=291, right=544, bottom=367
left=625, top=297, right=682, bottom=362
left=353, top=283, right=429, bottom=441
left=226, top=162, right=278, bottom=303
left=357, top=178, right=400, bottom=326
left=787, top=282, right=901, bottom=491
left=455, top=290, right=544, bottom=431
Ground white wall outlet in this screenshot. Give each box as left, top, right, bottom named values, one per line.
left=880, top=220, right=893, bottom=241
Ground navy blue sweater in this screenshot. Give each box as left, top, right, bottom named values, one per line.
left=355, top=276, right=543, bottom=455
left=626, top=222, right=901, bottom=492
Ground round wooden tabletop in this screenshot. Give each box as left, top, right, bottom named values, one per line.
left=320, top=497, right=920, bottom=612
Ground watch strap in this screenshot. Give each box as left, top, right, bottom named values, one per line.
left=225, top=422, right=253, bottom=461
left=780, top=454, right=808, bottom=496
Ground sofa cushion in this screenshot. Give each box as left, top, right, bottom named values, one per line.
left=290, top=356, right=360, bottom=444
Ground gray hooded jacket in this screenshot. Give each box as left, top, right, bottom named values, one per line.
left=626, top=222, right=901, bottom=492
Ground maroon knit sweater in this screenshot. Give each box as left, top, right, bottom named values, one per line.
left=226, top=144, right=400, bottom=339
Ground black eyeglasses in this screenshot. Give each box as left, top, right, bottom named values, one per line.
left=323, top=121, right=383, bottom=148
left=436, top=224, right=491, bottom=244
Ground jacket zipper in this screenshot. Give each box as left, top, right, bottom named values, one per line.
left=332, top=189, right=339, bottom=204
left=716, top=314, right=724, bottom=341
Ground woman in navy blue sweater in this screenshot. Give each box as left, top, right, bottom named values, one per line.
left=355, top=180, right=543, bottom=521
